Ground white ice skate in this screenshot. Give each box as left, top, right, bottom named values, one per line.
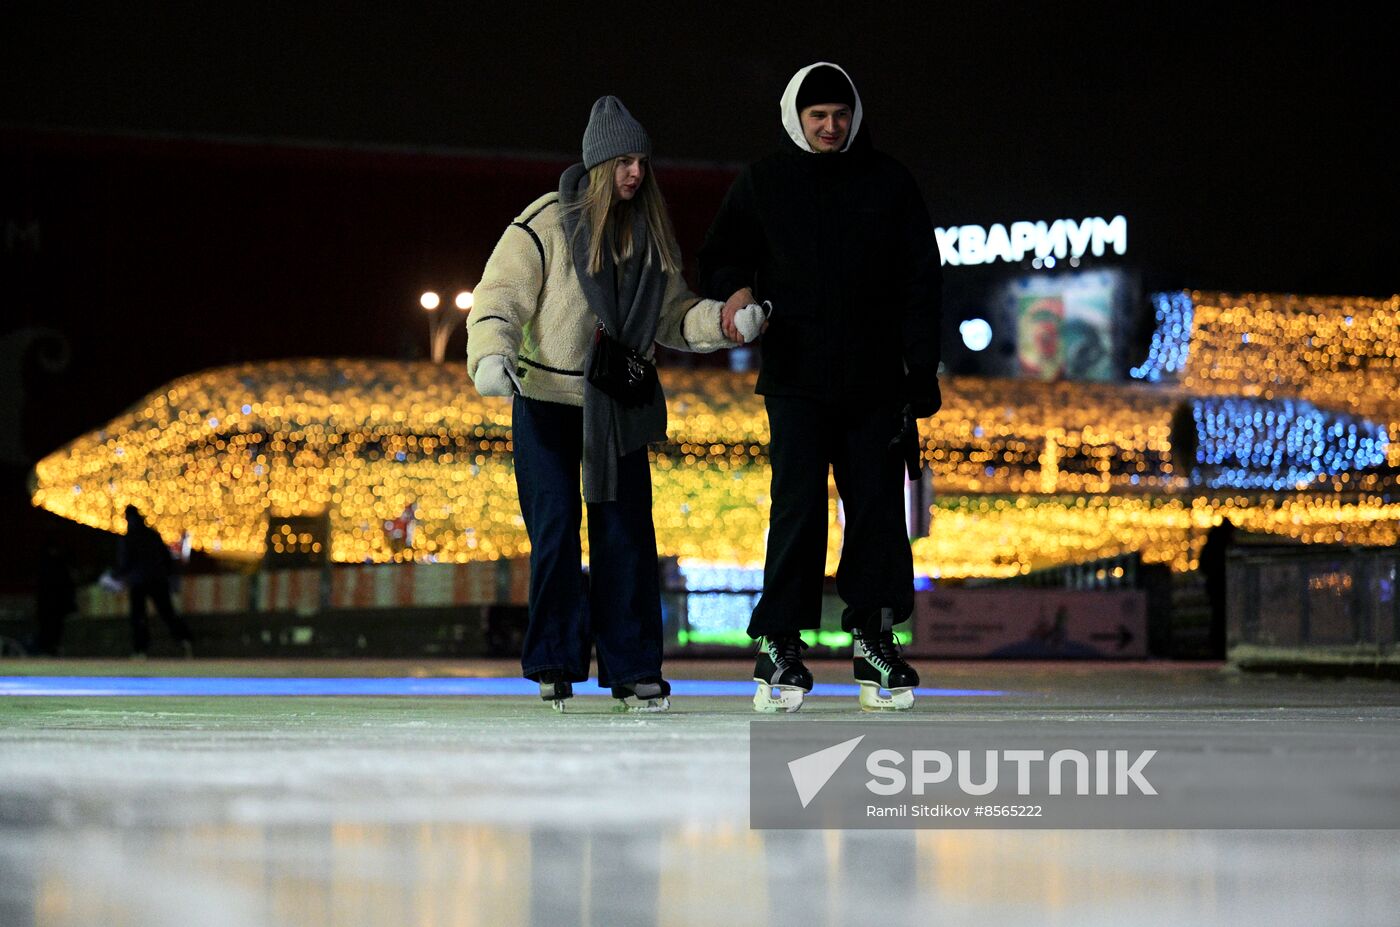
left=856, top=682, right=915, bottom=712
left=752, top=680, right=807, bottom=713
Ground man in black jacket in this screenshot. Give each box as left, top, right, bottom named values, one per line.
left=700, top=62, right=942, bottom=712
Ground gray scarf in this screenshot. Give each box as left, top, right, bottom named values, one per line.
left=558, top=163, right=668, bottom=503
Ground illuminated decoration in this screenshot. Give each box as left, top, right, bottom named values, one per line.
left=28, top=288, right=1400, bottom=579
left=912, top=494, right=1400, bottom=578
left=266, top=513, right=330, bottom=565
left=1134, top=291, right=1400, bottom=467
left=674, top=563, right=913, bottom=649
left=960, top=318, right=993, bottom=352
left=383, top=502, right=418, bottom=555
left=677, top=628, right=912, bottom=651
left=676, top=564, right=762, bottom=637
left=1130, top=291, right=1194, bottom=382
left=1191, top=397, right=1388, bottom=491
left=32, top=360, right=522, bottom=563
left=1176, top=293, right=1399, bottom=409
left=936, top=216, right=1126, bottom=267
left=33, top=362, right=1204, bottom=565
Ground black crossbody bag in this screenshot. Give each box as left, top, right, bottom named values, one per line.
left=587, top=324, right=658, bottom=408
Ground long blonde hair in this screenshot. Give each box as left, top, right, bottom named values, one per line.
left=572, top=157, right=681, bottom=276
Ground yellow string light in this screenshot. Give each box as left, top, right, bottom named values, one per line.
left=29, top=289, right=1399, bottom=576
left=1184, top=291, right=1400, bottom=466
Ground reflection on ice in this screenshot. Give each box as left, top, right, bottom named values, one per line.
left=5, top=822, right=1400, bottom=927
left=3, top=663, right=1400, bottom=925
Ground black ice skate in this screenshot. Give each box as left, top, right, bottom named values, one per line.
left=852, top=612, right=919, bottom=711
left=611, top=678, right=671, bottom=713
left=538, top=671, right=573, bottom=713
left=752, top=635, right=813, bottom=713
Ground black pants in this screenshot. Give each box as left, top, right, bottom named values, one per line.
left=128, top=579, right=192, bottom=655
left=749, top=395, right=914, bottom=637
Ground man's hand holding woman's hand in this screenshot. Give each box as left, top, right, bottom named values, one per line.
left=722, top=287, right=766, bottom=344
left=721, top=288, right=753, bottom=342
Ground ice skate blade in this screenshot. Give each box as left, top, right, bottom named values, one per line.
left=858, top=683, right=915, bottom=712
left=615, top=696, right=671, bottom=713
left=753, top=681, right=805, bottom=713
left=549, top=699, right=567, bottom=713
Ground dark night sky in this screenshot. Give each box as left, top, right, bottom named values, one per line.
left=3, top=2, right=1394, bottom=296
left=0, top=2, right=1394, bottom=586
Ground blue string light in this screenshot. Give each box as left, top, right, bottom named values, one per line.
left=1130, top=291, right=1195, bottom=382
left=676, top=564, right=763, bottom=633
left=1190, top=396, right=1390, bottom=490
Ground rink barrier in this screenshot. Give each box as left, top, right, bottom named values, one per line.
left=182, top=573, right=252, bottom=614
left=75, top=560, right=533, bottom=618
left=1228, top=544, right=1398, bottom=673
left=907, top=588, right=1149, bottom=658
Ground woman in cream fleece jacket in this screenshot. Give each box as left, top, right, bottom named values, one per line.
left=466, top=96, right=757, bottom=713
left=466, top=194, right=734, bottom=405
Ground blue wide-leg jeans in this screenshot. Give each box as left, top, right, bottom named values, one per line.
left=512, top=394, right=664, bottom=688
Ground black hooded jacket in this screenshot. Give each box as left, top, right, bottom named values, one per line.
left=699, top=66, right=942, bottom=408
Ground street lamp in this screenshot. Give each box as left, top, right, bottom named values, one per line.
left=422, top=289, right=472, bottom=363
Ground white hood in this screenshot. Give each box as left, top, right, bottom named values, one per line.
left=779, top=61, right=864, bottom=153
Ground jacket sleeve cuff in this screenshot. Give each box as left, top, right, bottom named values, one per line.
left=679, top=301, right=732, bottom=353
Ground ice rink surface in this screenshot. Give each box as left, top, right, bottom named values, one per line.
left=2, top=659, right=1399, bottom=927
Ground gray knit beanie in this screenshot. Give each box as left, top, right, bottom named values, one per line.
left=582, top=96, right=651, bottom=169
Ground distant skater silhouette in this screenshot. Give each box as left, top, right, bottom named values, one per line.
left=1199, top=517, right=1237, bottom=659
left=117, top=505, right=193, bottom=658
left=34, top=540, right=76, bottom=655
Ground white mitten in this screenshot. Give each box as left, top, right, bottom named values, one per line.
left=734, top=303, right=765, bottom=344
left=474, top=355, right=518, bottom=397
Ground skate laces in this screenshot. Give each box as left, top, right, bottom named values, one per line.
left=856, top=628, right=901, bottom=672
left=766, top=635, right=807, bottom=668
